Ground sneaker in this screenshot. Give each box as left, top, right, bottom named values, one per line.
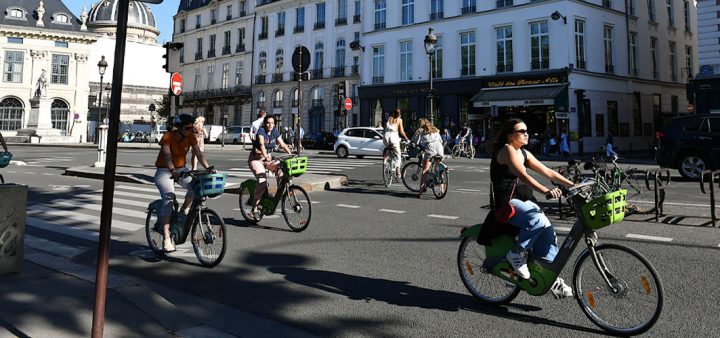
left=505, top=249, right=530, bottom=279
left=163, top=238, right=175, bottom=252
left=550, top=277, right=574, bottom=299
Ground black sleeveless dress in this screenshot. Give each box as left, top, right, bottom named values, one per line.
left=490, top=148, right=536, bottom=210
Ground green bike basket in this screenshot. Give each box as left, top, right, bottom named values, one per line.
left=0, top=152, right=12, bottom=168
left=581, top=189, right=627, bottom=229
left=190, top=173, right=228, bottom=198
left=284, top=156, right=308, bottom=177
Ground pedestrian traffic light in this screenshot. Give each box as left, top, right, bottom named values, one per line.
left=162, top=42, right=184, bottom=73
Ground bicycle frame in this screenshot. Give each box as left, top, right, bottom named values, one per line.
left=239, top=170, right=292, bottom=216
left=149, top=195, right=207, bottom=245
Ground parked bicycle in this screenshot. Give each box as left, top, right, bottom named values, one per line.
left=145, top=169, right=228, bottom=267
left=382, top=140, right=409, bottom=187
left=586, top=154, right=646, bottom=213
left=451, top=141, right=475, bottom=159
left=401, top=147, right=449, bottom=199
left=457, top=181, right=663, bottom=335
left=238, top=154, right=312, bottom=232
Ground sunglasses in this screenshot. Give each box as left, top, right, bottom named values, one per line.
left=513, top=129, right=529, bottom=135
left=183, top=126, right=195, bottom=131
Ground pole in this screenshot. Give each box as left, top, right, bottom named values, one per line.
left=295, top=49, right=303, bottom=155
left=428, top=53, right=434, bottom=124
left=91, top=0, right=129, bottom=336
left=96, top=75, right=103, bottom=143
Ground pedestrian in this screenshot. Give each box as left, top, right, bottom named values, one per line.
left=560, top=131, right=570, bottom=158
left=548, top=133, right=558, bottom=155
left=441, top=128, right=452, bottom=155
left=250, top=110, right=267, bottom=142
left=191, top=116, right=208, bottom=170
left=605, top=132, right=617, bottom=158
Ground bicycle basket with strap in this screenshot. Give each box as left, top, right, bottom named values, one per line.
left=407, top=145, right=421, bottom=158
left=283, top=156, right=308, bottom=177
left=581, top=189, right=627, bottom=229
left=0, top=152, right=12, bottom=168
left=190, top=173, right=228, bottom=198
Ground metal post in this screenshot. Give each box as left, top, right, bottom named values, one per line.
left=295, top=49, right=303, bottom=155
left=428, top=53, right=434, bottom=124
left=96, top=75, right=103, bottom=143
left=711, top=173, right=716, bottom=227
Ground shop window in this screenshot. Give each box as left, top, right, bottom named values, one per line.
left=607, top=101, right=618, bottom=136
left=595, top=114, right=605, bottom=137
left=632, top=93, right=642, bottom=136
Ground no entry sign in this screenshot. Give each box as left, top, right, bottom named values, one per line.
left=344, top=97, right=353, bottom=111
left=170, top=72, right=182, bottom=95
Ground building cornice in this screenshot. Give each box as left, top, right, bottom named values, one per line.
left=0, top=25, right=97, bottom=44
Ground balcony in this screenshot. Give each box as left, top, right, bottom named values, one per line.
left=311, top=99, right=323, bottom=107
left=576, top=60, right=586, bottom=70
left=461, top=67, right=475, bottom=76
left=335, top=17, right=347, bottom=26
left=256, top=101, right=266, bottom=109
left=182, top=86, right=252, bottom=102
left=273, top=100, right=283, bottom=108
left=291, top=99, right=298, bottom=107
left=240, top=11, right=247, bottom=17
left=236, top=44, right=245, bottom=53
left=374, top=22, right=386, bottom=30
left=602, top=0, right=611, bottom=8
left=226, top=15, right=232, bottom=21
left=207, top=49, right=216, bottom=58
left=294, top=26, right=304, bottom=33
left=496, top=64, right=513, bottom=73
left=353, top=15, right=361, bottom=23
left=496, top=0, right=513, bottom=8
left=222, top=45, right=231, bottom=55
left=605, top=64, right=614, bottom=73
left=255, top=75, right=266, bottom=84
left=259, top=32, right=268, bottom=40
left=275, top=28, right=285, bottom=37
left=311, top=69, right=323, bottom=79
left=461, top=6, right=476, bottom=15
left=430, top=12, right=443, bottom=20
left=194, top=52, right=203, bottom=61
left=272, top=73, right=284, bottom=83
left=530, top=61, right=549, bottom=70
left=211, top=18, right=217, bottom=25
left=331, top=67, right=345, bottom=78
left=351, top=65, right=359, bottom=75
left=314, top=21, right=325, bottom=30
left=195, top=23, right=201, bottom=29
left=372, top=76, right=384, bottom=84
left=292, top=71, right=309, bottom=81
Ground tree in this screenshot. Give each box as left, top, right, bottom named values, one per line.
left=154, top=94, right=171, bottom=118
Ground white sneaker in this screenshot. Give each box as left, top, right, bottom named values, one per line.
left=550, top=277, right=574, bottom=299
left=505, top=249, right=530, bottom=279
left=163, top=238, right=175, bottom=252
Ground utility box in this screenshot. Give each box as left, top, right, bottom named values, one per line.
left=0, top=184, right=28, bottom=275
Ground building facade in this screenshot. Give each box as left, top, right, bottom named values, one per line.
left=688, top=0, right=720, bottom=114
left=358, top=0, right=697, bottom=153
left=0, top=0, right=95, bottom=142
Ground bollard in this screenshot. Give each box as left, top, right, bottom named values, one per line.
left=93, top=124, right=109, bottom=167
left=645, top=169, right=671, bottom=222
left=700, top=170, right=720, bottom=227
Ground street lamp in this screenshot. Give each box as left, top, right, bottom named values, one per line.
left=97, top=55, right=108, bottom=129
left=424, top=27, right=438, bottom=124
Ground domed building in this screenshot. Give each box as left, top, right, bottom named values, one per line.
left=87, top=0, right=159, bottom=45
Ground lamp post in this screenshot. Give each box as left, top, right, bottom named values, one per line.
left=424, top=28, right=438, bottom=124
left=97, top=56, right=108, bottom=139
left=93, top=56, right=108, bottom=166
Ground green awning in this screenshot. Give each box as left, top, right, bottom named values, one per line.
left=472, top=85, right=568, bottom=107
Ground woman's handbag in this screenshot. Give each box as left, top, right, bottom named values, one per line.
left=494, top=178, right=518, bottom=223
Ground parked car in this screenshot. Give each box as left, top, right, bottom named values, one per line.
left=222, top=125, right=252, bottom=144
left=655, top=114, right=720, bottom=179
left=204, top=124, right=224, bottom=143
left=303, top=131, right=336, bottom=150
left=149, top=125, right=167, bottom=143
left=333, top=127, right=384, bottom=158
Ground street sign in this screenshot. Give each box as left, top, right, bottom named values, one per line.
left=344, top=98, right=353, bottom=110
left=170, top=72, right=182, bottom=95
left=292, top=46, right=311, bottom=73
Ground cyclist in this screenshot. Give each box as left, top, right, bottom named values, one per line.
left=154, top=114, right=213, bottom=252
left=383, top=107, right=410, bottom=179
left=412, top=118, right=444, bottom=198
left=490, top=118, right=574, bottom=298
left=248, top=115, right=292, bottom=219
left=191, top=116, right=208, bottom=170
left=457, top=123, right=473, bottom=155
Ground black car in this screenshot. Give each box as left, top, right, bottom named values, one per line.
left=302, top=131, right=337, bottom=150
left=655, top=114, right=720, bottom=179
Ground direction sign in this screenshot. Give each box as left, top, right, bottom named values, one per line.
left=344, top=98, right=353, bottom=111
left=170, top=72, right=182, bottom=95
left=292, top=46, right=311, bottom=73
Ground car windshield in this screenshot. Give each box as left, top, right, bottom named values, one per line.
left=158, top=126, right=167, bottom=132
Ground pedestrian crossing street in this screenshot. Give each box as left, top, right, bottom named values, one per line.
left=224, top=157, right=379, bottom=178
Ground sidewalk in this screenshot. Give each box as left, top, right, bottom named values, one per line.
left=0, top=248, right=316, bottom=338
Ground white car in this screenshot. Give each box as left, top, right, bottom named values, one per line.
left=333, top=127, right=385, bottom=158
left=149, top=125, right=167, bottom=143
left=222, top=125, right=252, bottom=144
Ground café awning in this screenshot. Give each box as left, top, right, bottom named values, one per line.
left=472, top=84, right=567, bottom=107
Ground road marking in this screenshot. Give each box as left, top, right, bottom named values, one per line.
left=42, top=173, right=54, bottom=176
left=626, top=233, right=673, bottom=242
left=632, top=200, right=711, bottom=208
left=311, top=201, right=321, bottom=204
left=457, top=188, right=481, bottom=192
left=428, top=214, right=459, bottom=220
left=555, top=226, right=572, bottom=232
left=6, top=170, right=15, bottom=173
left=25, top=217, right=119, bottom=241
left=76, top=194, right=150, bottom=208
left=27, top=205, right=142, bottom=232
left=379, top=209, right=406, bottom=214
left=48, top=200, right=147, bottom=220
left=74, top=185, right=91, bottom=188
left=24, top=235, right=86, bottom=258
left=337, top=204, right=361, bottom=209
left=25, top=172, right=35, bottom=174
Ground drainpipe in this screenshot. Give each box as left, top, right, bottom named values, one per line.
left=625, top=0, right=631, bottom=76
left=249, top=12, right=258, bottom=125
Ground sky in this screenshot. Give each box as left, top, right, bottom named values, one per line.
left=65, top=0, right=176, bottom=44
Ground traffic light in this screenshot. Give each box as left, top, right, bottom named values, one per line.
left=337, top=80, right=348, bottom=105
left=162, top=42, right=184, bottom=73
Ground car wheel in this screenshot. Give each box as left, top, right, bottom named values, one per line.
left=233, top=139, right=239, bottom=144
left=679, top=153, right=706, bottom=180
left=355, top=155, right=365, bottom=159
left=336, top=146, right=349, bottom=158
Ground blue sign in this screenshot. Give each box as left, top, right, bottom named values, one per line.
left=699, top=65, right=714, bottom=76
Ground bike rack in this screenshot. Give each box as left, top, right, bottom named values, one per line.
left=700, top=170, right=720, bottom=227
left=552, top=165, right=575, bottom=219
left=644, top=169, right=671, bottom=222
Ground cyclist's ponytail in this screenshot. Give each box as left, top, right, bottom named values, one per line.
left=491, top=118, right=524, bottom=156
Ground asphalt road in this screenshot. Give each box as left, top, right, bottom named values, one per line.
left=3, top=145, right=720, bottom=337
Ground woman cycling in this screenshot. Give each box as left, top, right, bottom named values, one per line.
left=248, top=115, right=292, bottom=218
left=412, top=118, right=444, bottom=198
left=154, top=114, right=212, bottom=252
left=383, top=107, right=410, bottom=179
left=490, top=118, right=574, bottom=298
left=191, top=116, right=208, bottom=170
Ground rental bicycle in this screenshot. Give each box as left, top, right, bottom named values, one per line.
left=238, top=154, right=312, bottom=232
left=146, top=169, right=228, bottom=267
left=457, top=181, right=663, bottom=335
left=451, top=141, right=475, bottom=159
left=382, top=140, right=409, bottom=187
left=401, top=148, right=449, bottom=199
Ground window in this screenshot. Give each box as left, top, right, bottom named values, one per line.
left=460, top=31, right=476, bottom=76
left=633, top=93, right=642, bottom=136
left=648, top=0, right=656, bottom=21
left=275, top=48, right=284, bottom=74
left=292, top=88, right=299, bottom=106
left=237, top=28, right=245, bottom=51
left=211, top=9, right=217, bottom=24
left=607, top=101, right=618, bottom=136
left=603, top=0, right=612, bottom=8
left=235, top=61, right=243, bottom=86
left=207, top=65, right=215, bottom=90
left=223, top=31, right=231, bottom=54
left=7, top=8, right=24, bottom=19
left=316, top=2, right=326, bottom=28
left=629, top=32, right=637, bottom=76
left=432, top=36, right=443, bottom=78
left=402, top=0, right=414, bottom=25
left=354, top=0, right=361, bottom=22
left=462, top=0, right=476, bottom=14
left=629, top=0, right=636, bottom=15
left=259, top=52, right=267, bottom=76
left=496, top=26, right=513, bottom=73
left=603, top=25, right=614, bottom=73
left=257, top=91, right=266, bottom=108
left=372, top=46, right=385, bottom=83
left=260, top=16, right=268, bottom=39
left=314, top=42, right=324, bottom=75
left=227, top=4, right=232, bottom=20
left=684, top=1, right=690, bottom=32
left=575, top=20, right=586, bottom=69
left=666, top=0, right=674, bottom=27
left=273, top=90, right=284, bottom=107
left=651, top=37, right=658, bottom=79
left=53, top=13, right=70, bottom=23
left=686, top=46, right=693, bottom=77
left=240, top=0, right=247, bottom=16
left=196, top=37, right=203, bottom=60
left=669, top=41, right=677, bottom=81
left=7, top=37, right=22, bottom=44
left=400, top=41, right=412, bottom=81
left=4, top=51, right=24, bottom=83
left=336, top=39, right=346, bottom=69
left=277, top=12, right=285, bottom=34
left=194, top=67, right=201, bottom=90
left=0, top=98, right=23, bottom=131
left=51, top=99, right=69, bottom=133
left=338, top=0, right=347, bottom=19
left=296, top=7, right=305, bottom=31
left=51, top=54, right=69, bottom=84
left=653, top=94, right=661, bottom=129
left=497, top=0, right=513, bottom=8
left=180, top=19, right=186, bottom=33
left=671, top=95, right=678, bottom=115
left=596, top=115, right=605, bottom=137
left=374, top=0, right=386, bottom=30
left=196, top=14, right=201, bottom=28
left=208, top=34, right=216, bottom=57
left=222, top=63, right=230, bottom=89
left=530, top=21, right=549, bottom=70
left=430, top=0, right=444, bottom=20
left=709, top=118, right=720, bottom=133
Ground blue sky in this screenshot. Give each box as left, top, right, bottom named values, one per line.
left=65, top=0, right=176, bottom=43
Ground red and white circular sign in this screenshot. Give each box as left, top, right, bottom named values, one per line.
left=344, top=98, right=353, bottom=111
left=170, top=72, right=183, bottom=95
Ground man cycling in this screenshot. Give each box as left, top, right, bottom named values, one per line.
left=154, top=114, right=212, bottom=252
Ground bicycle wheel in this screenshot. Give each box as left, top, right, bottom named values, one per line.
left=573, top=243, right=663, bottom=335
left=382, top=153, right=393, bottom=187
left=467, top=145, right=476, bottom=159
left=145, top=207, right=164, bottom=255
left=624, top=169, right=646, bottom=197
left=451, top=145, right=461, bottom=159
left=238, top=185, right=263, bottom=223
left=191, top=208, right=227, bottom=267
left=432, top=169, right=449, bottom=199
left=282, top=185, right=312, bottom=232
left=457, top=237, right=520, bottom=304
left=401, top=162, right=421, bottom=192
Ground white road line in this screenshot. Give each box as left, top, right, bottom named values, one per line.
left=379, top=209, right=406, bottom=214
left=626, top=233, right=673, bottom=242
left=42, top=173, right=54, bottom=176
left=24, top=235, right=86, bottom=258
left=25, top=172, right=35, bottom=174
left=457, top=188, right=481, bottom=192
left=310, top=201, right=321, bottom=204
left=48, top=200, right=148, bottom=220
left=632, top=200, right=711, bottom=208
left=25, top=217, right=119, bottom=241
left=555, top=227, right=572, bottom=232
left=337, top=204, right=362, bottom=209
left=76, top=194, right=150, bottom=208
left=74, top=185, right=92, bottom=188
left=427, top=214, right=459, bottom=220
left=116, top=185, right=162, bottom=193
left=6, top=170, right=15, bottom=173
left=27, top=205, right=142, bottom=232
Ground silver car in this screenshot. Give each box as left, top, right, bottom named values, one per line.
left=333, top=127, right=384, bottom=158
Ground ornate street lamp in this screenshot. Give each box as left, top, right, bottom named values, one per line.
left=97, top=55, right=108, bottom=127
left=424, top=28, right=438, bottom=124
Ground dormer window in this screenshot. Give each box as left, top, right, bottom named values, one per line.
left=53, top=13, right=70, bottom=24
left=6, top=7, right=26, bottom=20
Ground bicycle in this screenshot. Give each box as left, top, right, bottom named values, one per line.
left=238, top=154, right=312, bottom=232
left=588, top=153, right=646, bottom=214
left=457, top=181, right=663, bottom=335
left=451, top=141, right=475, bottom=159
left=401, top=147, right=449, bottom=199
left=145, top=169, right=228, bottom=267
left=382, top=140, right=408, bottom=187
